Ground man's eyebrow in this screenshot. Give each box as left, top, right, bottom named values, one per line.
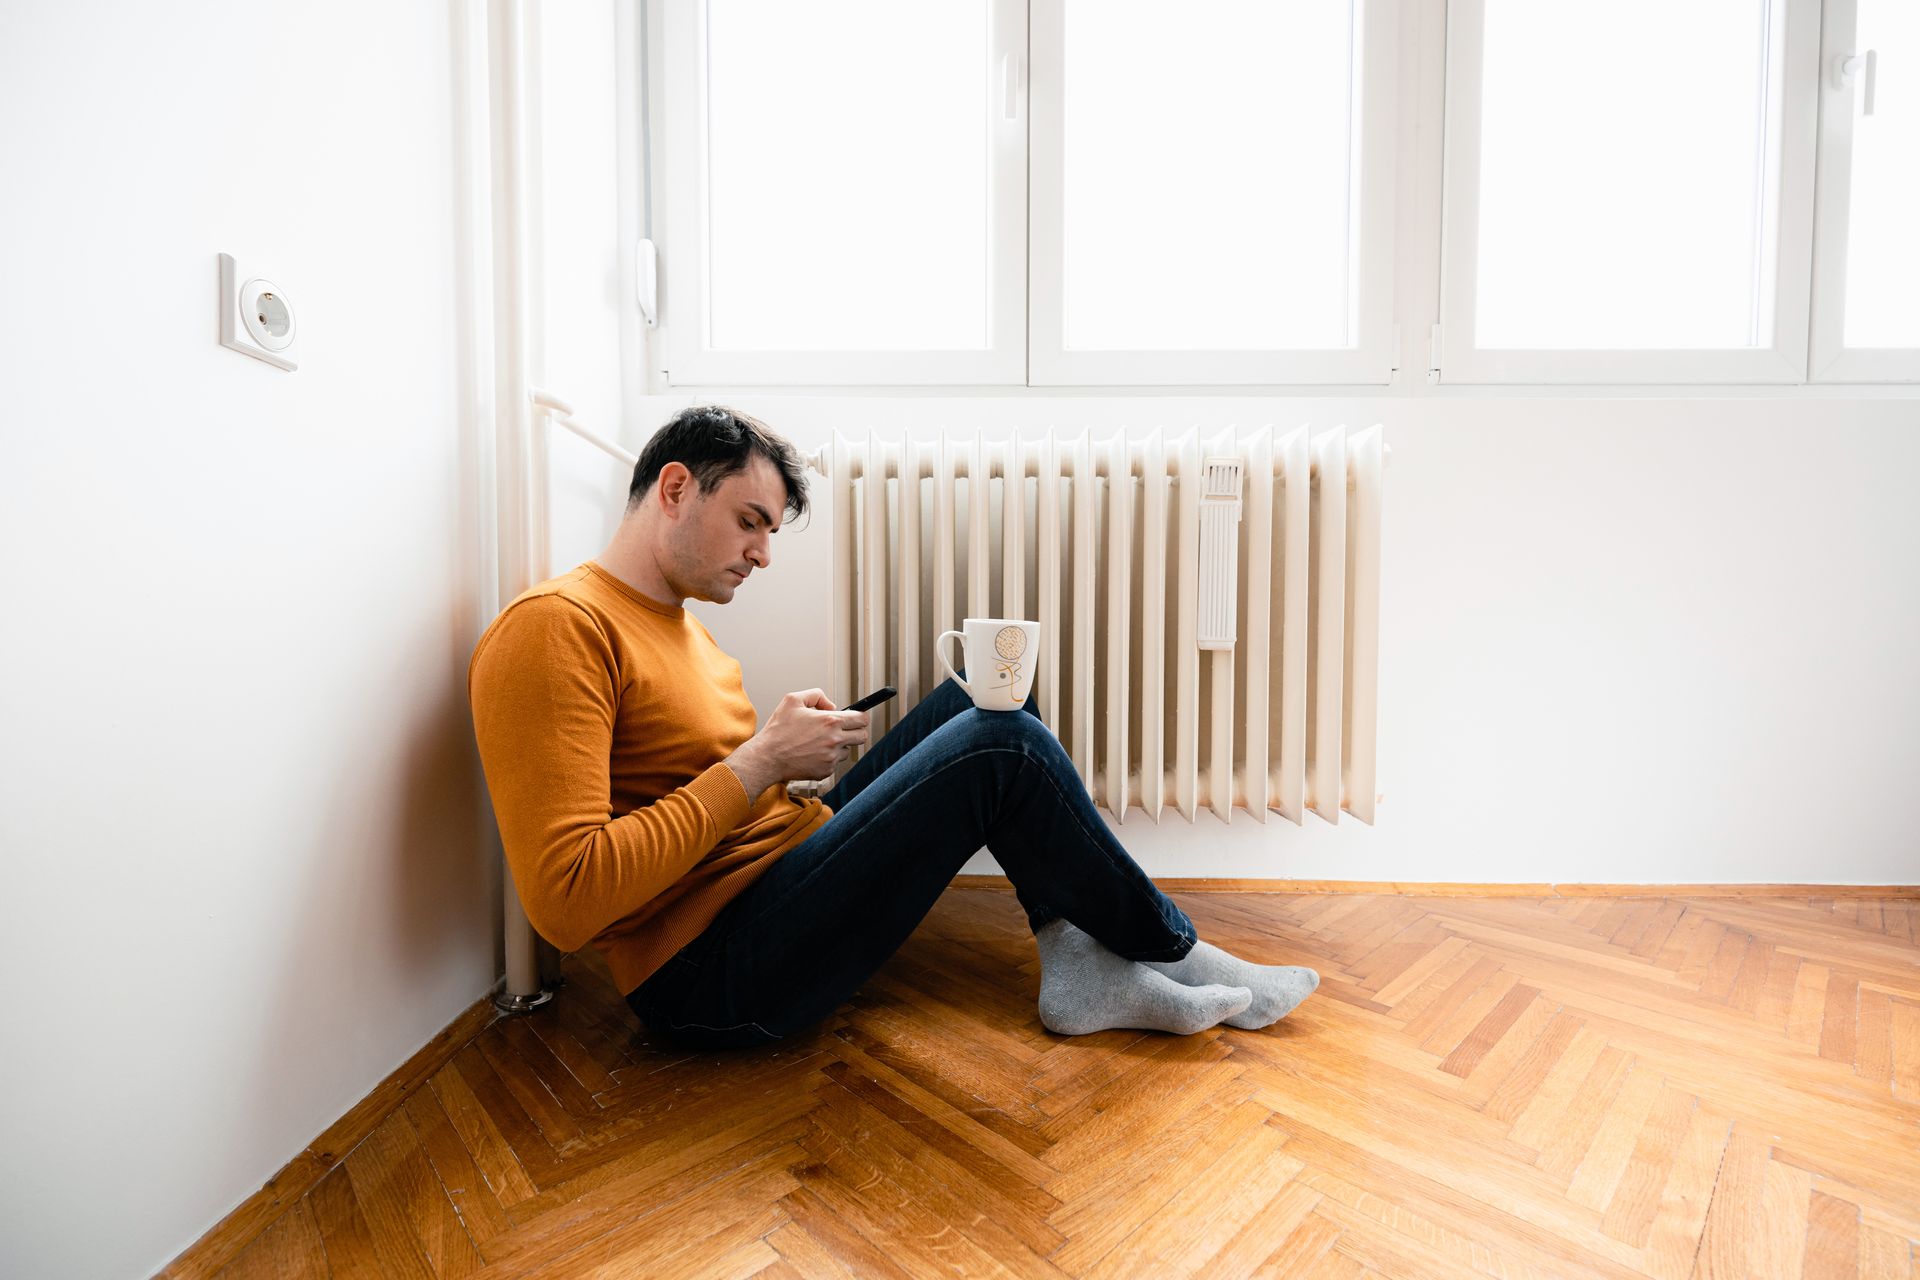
left=745, top=501, right=779, bottom=531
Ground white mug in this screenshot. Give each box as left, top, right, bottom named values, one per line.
left=936, top=618, right=1041, bottom=711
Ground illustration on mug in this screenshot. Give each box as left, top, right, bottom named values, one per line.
left=993, top=625, right=1028, bottom=702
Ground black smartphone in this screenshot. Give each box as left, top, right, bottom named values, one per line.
left=845, top=684, right=897, bottom=713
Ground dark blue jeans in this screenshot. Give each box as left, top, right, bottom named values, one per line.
left=625, top=671, right=1199, bottom=1048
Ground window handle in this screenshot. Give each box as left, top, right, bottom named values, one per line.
left=1001, top=51, right=1025, bottom=120
left=1835, top=49, right=1878, bottom=117
left=636, top=238, right=657, bottom=328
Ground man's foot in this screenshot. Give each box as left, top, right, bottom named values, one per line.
left=1033, top=918, right=1252, bottom=1035
left=1139, top=937, right=1320, bottom=1029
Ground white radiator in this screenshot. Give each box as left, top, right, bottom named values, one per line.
left=807, top=426, right=1386, bottom=825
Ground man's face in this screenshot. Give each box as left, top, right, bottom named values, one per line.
left=665, top=454, right=785, bottom=604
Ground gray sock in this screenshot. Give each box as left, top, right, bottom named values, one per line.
left=1139, top=938, right=1320, bottom=1030
left=1033, top=919, right=1252, bottom=1036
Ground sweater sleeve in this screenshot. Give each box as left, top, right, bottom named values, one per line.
left=467, top=596, right=753, bottom=952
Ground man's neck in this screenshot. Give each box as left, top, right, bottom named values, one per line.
left=595, top=531, right=682, bottom=609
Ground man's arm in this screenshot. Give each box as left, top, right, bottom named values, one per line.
left=467, top=596, right=754, bottom=952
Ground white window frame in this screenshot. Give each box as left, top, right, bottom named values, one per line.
left=1435, top=0, right=1821, bottom=385
left=1026, top=0, right=1401, bottom=386
left=1809, top=0, right=1920, bottom=382
left=660, top=0, right=1029, bottom=386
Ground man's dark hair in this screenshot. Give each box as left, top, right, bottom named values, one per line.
left=626, top=405, right=809, bottom=527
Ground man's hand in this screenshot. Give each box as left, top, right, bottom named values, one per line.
left=723, top=688, right=870, bottom=799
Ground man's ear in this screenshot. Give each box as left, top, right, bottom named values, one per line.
left=656, top=461, right=695, bottom=514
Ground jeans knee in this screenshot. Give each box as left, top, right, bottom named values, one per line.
left=959, top=705, right=1055, bottom=753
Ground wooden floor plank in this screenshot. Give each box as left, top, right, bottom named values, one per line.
left=1437, top=983, right=1540, bottom=1078
left=1298, top=1166, right=1578, bottom=1280
left=504, top=1160, right=797, bottom=1280
left=360, top=1106, right=484, bottom=1278
left=1566, top=1058, right=1667, bottom=1211
left=1637, top=1100, right=1731, bottom=1280
left=1196, top=1179, right=1325, bottom=1280
left=1058, top=1097, right=1289, bottom=1276
left=1690, top=1123, right=1771, bottom=1280
left=1858, top=1225, right=1916, bottom=1280
left=1818, top=971, right=1859, bottom=1064
left=1480, top=1006, right=1586, bottom=1123
left=1600, top=1083, right=1698, bottom=1248
left=1045, top=1064, right=1258, bottom=1209
left=1756, top=1134, right=1817, bottom=1279
left=212, top=1197, right=330, bottom=1280
left=761, top=1219, right=864, bottom=1279
left=1890, top=997, right=1920, bottom=1103
left=1507, top=1025, right=1614, bottom=1152
left=1250, top=1210, right=1344, bottom=1278
left=1271, top=1124, right=1643, bottom=1280
left=792, top=1127, right=1043, bottom=1280
left=1802, top=1189, right=1862, bottom=1280
left=827, top=1024, right=1058, bottom=1177
left=803, top=1072, right=1067, bottom=1266
left=309, top=1162, right=392, bottom=1280
left=401, top=1086, right=515, bottom=1254
left=339, top=1113, right=442, bottom=1280
left=426, top=1059, right=539, bottom=1209
left=482, top=1105, right=821, bottom=1273
left=773, top=1184, right=917, bottom=1280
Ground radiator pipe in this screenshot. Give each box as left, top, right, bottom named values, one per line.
left=490, top=0, right=554, bottom=1017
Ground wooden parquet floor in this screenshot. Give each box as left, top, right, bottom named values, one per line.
left=208, top=890, right=1920, bottom=1280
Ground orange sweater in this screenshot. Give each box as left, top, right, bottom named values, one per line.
left=467, top=561, right=832, bottom=995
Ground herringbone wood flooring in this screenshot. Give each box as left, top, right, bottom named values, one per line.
left=198, top=890, right=1919, bottom=1279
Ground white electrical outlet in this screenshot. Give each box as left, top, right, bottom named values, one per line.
left=218, top=253, right=298, bottom=371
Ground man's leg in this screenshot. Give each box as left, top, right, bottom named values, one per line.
left=627, top=705, right=1250, bottom=1046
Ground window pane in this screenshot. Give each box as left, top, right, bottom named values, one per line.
left=1843, top=0, right=1920, bottom=348
left=1062, top=0, right=1358, bottom=351
left=705, top=0, right=990, bottom=350
left=1476, top=0, right=1774, bottom=349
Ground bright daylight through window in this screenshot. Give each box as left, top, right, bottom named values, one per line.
left=704, top=0, right=992, bottom=351
left=1475, top=0, right=1779, bottom=350
left=1842, top=0, right=1919, bottom=348
left=1060, top=0, right=1359, bottom=351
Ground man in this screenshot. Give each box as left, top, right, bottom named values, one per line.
left=468, top=405, right=1319, bottom=1049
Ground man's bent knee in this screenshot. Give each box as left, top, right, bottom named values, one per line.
left=958, top=704, right=1056, bottom=749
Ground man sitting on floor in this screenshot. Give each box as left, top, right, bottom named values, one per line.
left=467, top=405, right=1319, bottom=1049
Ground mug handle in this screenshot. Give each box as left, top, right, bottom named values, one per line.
left=935, top=630, right=972, bottom=695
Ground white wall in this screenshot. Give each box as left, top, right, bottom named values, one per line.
left=555, top=395, right=1920, bottom=890
left=0, top=3, right=496, bottom=1276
